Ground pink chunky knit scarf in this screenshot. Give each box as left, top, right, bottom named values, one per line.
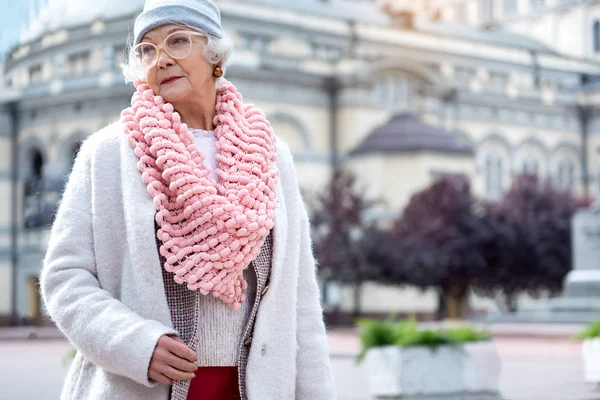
left=120, top=79, right=278, bottom=311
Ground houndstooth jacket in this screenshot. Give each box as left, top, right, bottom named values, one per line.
left=155, top=219, right=273, bottom=400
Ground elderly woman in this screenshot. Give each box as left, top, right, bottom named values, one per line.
left=39, top=0, right=337, bottom=399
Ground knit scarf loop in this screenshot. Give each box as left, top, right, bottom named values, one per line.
left=120, top=79, right=278, bottom=311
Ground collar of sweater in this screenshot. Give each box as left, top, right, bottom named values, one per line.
left=189, top=127, right=215, bottom=138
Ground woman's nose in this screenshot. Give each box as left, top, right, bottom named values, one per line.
left=156, top=49, right=175, bottom=68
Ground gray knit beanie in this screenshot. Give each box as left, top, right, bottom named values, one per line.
left=134, top=0, right=225, bottom=45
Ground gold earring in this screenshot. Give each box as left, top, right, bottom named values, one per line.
left=213, top=66, right=223, bottom=78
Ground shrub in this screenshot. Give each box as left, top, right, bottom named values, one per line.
left=356, top=316, right=492, bottom=363
left=356, top=315, right=401, bottom=362
left=394, top=316, right=453, bottom=348
left=573, top=319, right=600, bottom=340
left=446, top=326, right=492, bottom=343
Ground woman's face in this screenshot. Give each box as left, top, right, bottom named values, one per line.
left=140, top=24, right=214, bottom=103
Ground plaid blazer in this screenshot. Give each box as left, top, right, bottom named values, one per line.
left=154, top=219, right=273, bottom=400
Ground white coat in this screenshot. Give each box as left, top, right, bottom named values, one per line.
left=40, top=120, right=337, bottom=400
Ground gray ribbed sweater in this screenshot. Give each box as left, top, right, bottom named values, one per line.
left=189, top=127, right=254, bottom=366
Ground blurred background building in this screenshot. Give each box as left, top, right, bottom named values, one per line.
left=1, top=0, right=600, bottom=325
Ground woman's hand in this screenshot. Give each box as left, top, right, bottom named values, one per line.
left=148, top=334, right=198, bottom=385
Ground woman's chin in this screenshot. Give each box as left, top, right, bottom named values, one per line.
left=159, top=90, right=186, bottom=104
left=159, top=83, right=189, bottom=102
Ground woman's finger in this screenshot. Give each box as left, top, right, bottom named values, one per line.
left=157, top=362, right=196, bottom=382
left=164, top=337, right=198, bottom=363
left=149, top=369, right=173, bottom=385
left=165, top=352, right=198, bottom=373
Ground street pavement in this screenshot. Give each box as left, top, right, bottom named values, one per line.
left=0, top=327, right=599, bottom=400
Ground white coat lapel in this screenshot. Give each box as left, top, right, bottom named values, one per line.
left=270, top=164, right=288, bottom=285
left=119, top=135, right=174, bottom=327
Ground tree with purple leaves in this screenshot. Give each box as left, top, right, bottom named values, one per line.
left=310, top=166, right=385, bottom=318
left=474, top=174, right=591, bottom=311
left=311, top=168, right=591, bottom=322
left=389, top=174, right=494, bottom=319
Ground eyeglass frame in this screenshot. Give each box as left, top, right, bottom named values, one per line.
left=133, top=30, right=206, bottom=69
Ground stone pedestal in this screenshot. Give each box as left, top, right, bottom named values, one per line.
left=547, top=206, right=600, bottom=321
left=485, top=204, right=600, bottom=323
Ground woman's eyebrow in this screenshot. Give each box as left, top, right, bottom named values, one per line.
left=142, top=28, right=182, bottom=43
left=167, top=27, right=183, bottom=35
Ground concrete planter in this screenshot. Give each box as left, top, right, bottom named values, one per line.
left=582, top=338, right=600, bottom=383
left=364, top=341, right=501, bottom=398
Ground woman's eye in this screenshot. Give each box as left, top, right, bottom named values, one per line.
left=136, top=45, right=155, bottom=57
left=170, top=36, right=190, bottom=45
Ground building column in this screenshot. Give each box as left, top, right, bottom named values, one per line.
left=53, top=54, right=66, bottom=78
left=577, top=105, right=591, bottom=198
left=104, top=45, right=115, bottom=71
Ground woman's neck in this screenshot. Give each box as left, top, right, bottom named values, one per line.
left=173, top=91, right=217, bottom=131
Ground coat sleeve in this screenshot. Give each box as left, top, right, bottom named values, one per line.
left=295, top=204, right=338, bottom=399
left=40, top=137, right=177, bottom=388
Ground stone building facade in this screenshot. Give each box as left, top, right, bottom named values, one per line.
left=1, top=0, right=599, bottom=323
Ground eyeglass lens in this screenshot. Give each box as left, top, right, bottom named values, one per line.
left=135, top=32, right=193, bottom=68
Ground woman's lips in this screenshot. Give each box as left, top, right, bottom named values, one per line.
left=161, top=76, right=182, bottom=84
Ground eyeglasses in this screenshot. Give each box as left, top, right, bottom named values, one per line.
left=134, top=31, right=204, bottom=69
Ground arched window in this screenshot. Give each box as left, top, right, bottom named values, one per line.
left=23, top=148, right=45, bottom=229
left=593, top=20, right=600, bottom=53
left=522, top=155, right=539, bottom=176
left=375, top=74, right=413, bottom=111
left=25, top=148, right=44, bottom=192
left=268, top=113, right=310, bottom=155
left=485, top=153, right=504, bottom=200
left=557, top=159, right=575, bottom=190
left=32, top=150, right=43, bottom=178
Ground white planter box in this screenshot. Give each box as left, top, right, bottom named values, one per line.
left=364, top=341, right=501, bottom=397
left=582, top=338, right=600, bottom=383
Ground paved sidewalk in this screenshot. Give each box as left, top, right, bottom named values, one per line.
left=1, top=328, right=599, bottom=400
left=0, top=326, right=65, bottom=340
left=1, top=321, right=586, bottom=343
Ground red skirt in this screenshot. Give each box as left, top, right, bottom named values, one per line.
left=186, top=366, right=241, bottom=400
